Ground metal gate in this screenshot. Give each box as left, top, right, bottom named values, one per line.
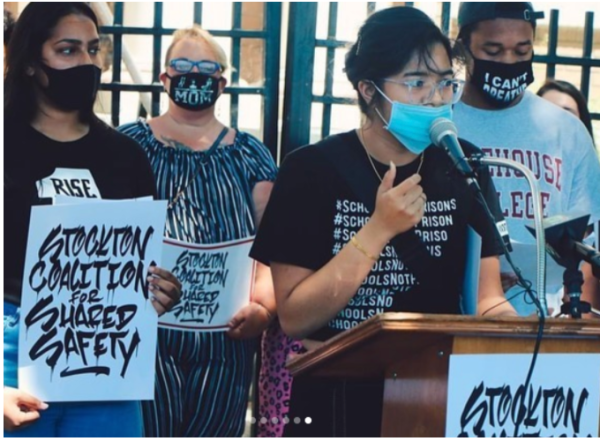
left=98, top=2, right=282, bottom=160
left=281, top=2, right=600, bottom=157
left=96, top=2, right=599, bottom=161
left=97, top=2, right=599, bottom=162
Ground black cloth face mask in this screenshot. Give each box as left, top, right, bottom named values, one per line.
left=166, top=72, right=221, bottom=111
left=469, top=56, right=534, bottom=109
left=39, top=63, right=101, bottom=111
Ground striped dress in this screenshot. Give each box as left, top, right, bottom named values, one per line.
left=118, top=119, right=278, bottom=437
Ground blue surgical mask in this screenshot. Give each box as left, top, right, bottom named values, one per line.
left=374, top=86, right=453, bottom=154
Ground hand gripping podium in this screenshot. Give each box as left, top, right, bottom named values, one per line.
left=286, top=313, right=600, bottom=437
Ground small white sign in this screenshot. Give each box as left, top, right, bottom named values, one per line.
left=36, top=168, right=102, bottom=199
left=18, top=200, right=167, bottom=402
left=158, top=237, right=255, bottom=332
left=446, top=354, right=600, bottom=437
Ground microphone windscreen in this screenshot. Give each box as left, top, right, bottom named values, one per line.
left=429, top=117, right=457, bottom=147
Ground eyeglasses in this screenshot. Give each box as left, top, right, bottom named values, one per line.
left=168, top=58, right=222, bottom=75
left=382, top=78, right=466, bottom=105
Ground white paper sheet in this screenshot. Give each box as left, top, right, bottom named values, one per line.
left=18, top=200, right=167, bottom=402
left=158, top=237, right=255, bottom=332
left=446, top=354, right=600, bottom=437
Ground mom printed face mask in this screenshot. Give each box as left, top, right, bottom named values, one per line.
left=166, top=72, right=221, bottom=111
left=469, top=57, right=534, bottom=108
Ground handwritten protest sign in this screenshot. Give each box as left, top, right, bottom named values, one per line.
left=158, top=237, right=255, bottom=331
left=446, top=354, right=600, bottom=437
left=18, top=200, right=167, bottom=402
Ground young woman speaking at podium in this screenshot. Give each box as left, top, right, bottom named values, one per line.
left=251, top=6, right=517, bottom=437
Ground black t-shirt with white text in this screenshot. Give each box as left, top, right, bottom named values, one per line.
left=4, top=119, right=157, bottom=303
left=251, top=130, right=506, bottom=341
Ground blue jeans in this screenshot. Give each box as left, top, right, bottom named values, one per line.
left=4, top=302, right=143, bottom=437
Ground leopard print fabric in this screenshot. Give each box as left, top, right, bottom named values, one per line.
left=257, top=320, right=304, bottom=437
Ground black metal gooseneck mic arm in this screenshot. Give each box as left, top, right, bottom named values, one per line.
left=429, top=118, right=548, bottom=315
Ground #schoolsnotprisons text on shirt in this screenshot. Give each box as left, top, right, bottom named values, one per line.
left=251, top=130, right=506, bottom=341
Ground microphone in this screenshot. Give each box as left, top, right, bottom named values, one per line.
left=526, top=213, right=600, bottom=278
left=526, top=213, right=598, bottom=317
left=429, top=118, right=549, bottom=314
left=429, top=118, right=476, bottom=180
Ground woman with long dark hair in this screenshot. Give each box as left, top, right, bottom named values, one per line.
left=4, top=3, right=180, bottom=436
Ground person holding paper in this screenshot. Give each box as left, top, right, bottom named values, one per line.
left=452, top=2, right=600, bottom=315
left=118, top=26, right=278, bottom=437
left=250, top=6, right=517, bottom=437
left=4, top=3, right=181, bottom=437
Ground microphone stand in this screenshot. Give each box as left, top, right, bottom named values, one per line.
left=468, top=155, right=548, bottom=315
left=561, top=266, right=590, bottom=318
left=561, top=242, right=599, bottom=318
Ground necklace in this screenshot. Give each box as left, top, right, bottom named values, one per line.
left=356, top=128, right=424, bottom=182
left=168, top=165, right=203, bottom=209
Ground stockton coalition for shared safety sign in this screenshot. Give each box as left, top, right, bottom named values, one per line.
left=158, top=237, right=255, bottom=331
left=446, top=354, right=600, bottom=437
left=18, top=200, right=166, bottom=402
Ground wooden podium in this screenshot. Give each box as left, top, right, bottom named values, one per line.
left=287, top=313, right=600, bottom=437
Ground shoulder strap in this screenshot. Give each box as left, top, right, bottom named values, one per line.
left=320, top=133, right=447, bottom=294
left=208, top=127, right=230, bottom=150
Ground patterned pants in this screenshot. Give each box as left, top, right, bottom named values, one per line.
left=142, top=328, right=257, bottom=437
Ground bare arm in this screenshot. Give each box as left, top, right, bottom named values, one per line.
left=580, top=262, right=599, bottom=317
left=271, top=219, right=389, bottom=338
left=227, top=262, right=276, bottom=339
left=477, top=256, right=518, bottom=317
left=273, top=166, right=425, bottom=339
left=252, top=181, right=274, bottom=226
left=227, top=181, right=277, bottom=339
left=252, top=181, right=277, bottom=317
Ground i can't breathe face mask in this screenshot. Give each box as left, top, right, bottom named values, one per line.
left=469, top=56, right=534, bottom=108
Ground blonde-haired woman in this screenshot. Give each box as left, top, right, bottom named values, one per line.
left=119, top=26, right=277, bottom=437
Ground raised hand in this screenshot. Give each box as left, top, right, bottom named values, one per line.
left=370, top=163, right=426, bottom=240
